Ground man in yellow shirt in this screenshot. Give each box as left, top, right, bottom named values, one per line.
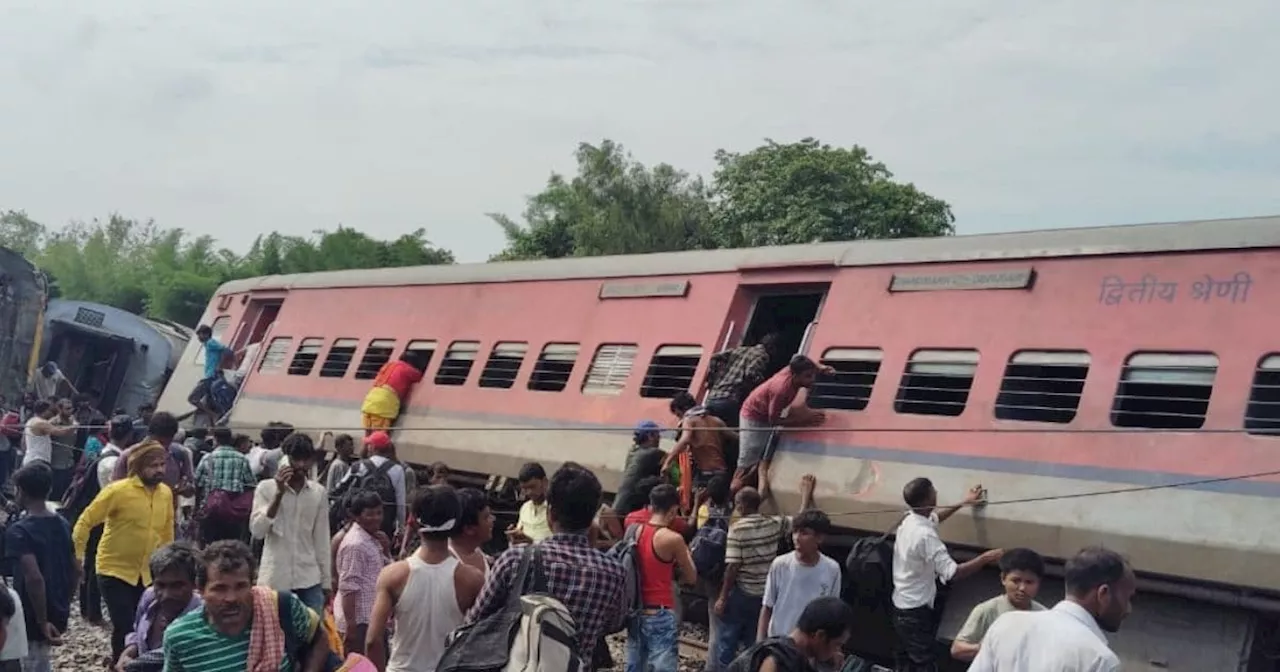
left=505, top=462, right=551, bottom=544
left=72, top=440, right=173, bottom=661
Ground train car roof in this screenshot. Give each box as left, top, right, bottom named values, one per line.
left=217, top=214, right=1280, bottom=294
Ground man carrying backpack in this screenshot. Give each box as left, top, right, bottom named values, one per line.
left=331, top=431, right=407, bottom=539
left=625, top=484, right=697, bottom=672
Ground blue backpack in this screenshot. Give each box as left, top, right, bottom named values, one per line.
left=689, top=507, right=730, bottom=579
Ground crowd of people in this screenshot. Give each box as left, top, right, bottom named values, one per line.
left=0, top=331, right=1141, bottom=672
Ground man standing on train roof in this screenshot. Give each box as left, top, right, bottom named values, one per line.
left=969, top=547, right=1135, bottom=672
left=360, top=350, right=429, bottom=433
left=892, top=478, right=1003, bottom=672
left=736, top=355, right=833, bottom=497
left=702, top=333, right=780, bottom=428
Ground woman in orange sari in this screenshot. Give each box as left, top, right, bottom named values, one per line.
left=359, top=352, right=428, bottom=432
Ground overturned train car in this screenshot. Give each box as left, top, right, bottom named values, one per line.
left=158, top=216, right=1280, bottom=670
left=0, top=247, right=46, bottom=404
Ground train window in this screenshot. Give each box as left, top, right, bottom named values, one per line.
left=640, top=345, right=703, bottom=399
left=894, top=349, right=979, bottom=417
left=436, top=341, right=480, bottom=386
left=995, top=351, right=1090, bottom=424
left=1111, top=352, right=1217, bottom=430
left=404, top=340, right=438, bottom=372
left=194, top=316, right=232, bottom=366
left=479, top=342, right=529, bottom=389
left=287, top=338, right=325, bottom=376
left=257, top=337, right=293, bottom=374
left=583, top=344, right=638, bottom=396
left=809, top=348, right=883, bottom=411
left=528, top=343, right=580, bottom=392
left=1246, top=355, right=1280, bottom=435
left=354, top=339, right=398, bottom=380
left=319, top=338, right=359, bottom=378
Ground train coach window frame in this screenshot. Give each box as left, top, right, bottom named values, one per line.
left=479, top=342, right=529, bottom=389
left=403, top=339, right=438, bottom=373
left=355, top=339, right=398, bottom=380
left=288, top=338, right=325, bottom=376
left=319, top=338, right=359, bottom=378
left=894, top=349, right=980, bottom=417
left=995, top=350, right=1091, bottom=424
left=640, top=345, right=703, bottom=399
left=257, top=337, right=294, bottom=374
left=1246, top=355, right=1280, bottom=435
left=809, top=347, right=883, bottom=412
left=435, top=341, right=481, bottom=386
left=1111, top=352, right=1217, bottom=430
left=583, top=344, right=639, bottom=396
left=194, top=316, right=232, bottom=366
left=528, top=343, right=580, bottom=392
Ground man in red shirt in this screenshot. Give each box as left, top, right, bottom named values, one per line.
left=736, top=355, right=832, bottom=498
left=360, top=351, right=429, bottom=432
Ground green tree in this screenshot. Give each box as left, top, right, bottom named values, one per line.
left=0, top=213, right=455, bottom=325
left=489, top=140, right=715, bottom=261
left=710, top=138, right=955, bottom=247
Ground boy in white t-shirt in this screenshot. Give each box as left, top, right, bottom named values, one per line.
left=0, top=584, right=27, bottom=671
left=758, top=508, right=843, bottom=641
left=950, top=547, right=1048, bottom=662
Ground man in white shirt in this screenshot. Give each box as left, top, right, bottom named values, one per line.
left=891, top=478, right=1003, bottom=672
left=27, top=362, right=75, bottom=401
left=249, top=433, right=332, bottom=613
left=970, top=547, right=1134, bottom=672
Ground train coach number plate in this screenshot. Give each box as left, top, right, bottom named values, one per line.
left=599, top=280, right=691, bottom=299
left=889, top=268, right=1035, bottom=292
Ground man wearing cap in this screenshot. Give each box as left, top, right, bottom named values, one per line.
left=336, top=431, right=408, bottom=539
left=612, top=421, right=667, bottom=518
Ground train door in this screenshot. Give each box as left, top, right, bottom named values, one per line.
left=729, top=284, right=830, bottom=375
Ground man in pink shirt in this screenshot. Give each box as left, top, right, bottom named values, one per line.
left=736, top=355, right=832, bottom=497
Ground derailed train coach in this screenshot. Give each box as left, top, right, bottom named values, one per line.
left=159, top=216, right=1280, bottom=670
left=0, top=246, right=46, bottom=403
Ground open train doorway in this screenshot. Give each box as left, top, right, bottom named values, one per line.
left=740, top=287, right=828, bottom=375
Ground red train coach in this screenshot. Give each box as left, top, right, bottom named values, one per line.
left=159, top=216, right=1280, bottom=668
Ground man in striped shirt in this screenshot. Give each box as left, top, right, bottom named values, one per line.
left=163, top=540, right=328, bottom=672
left=710, top=474, right=816, bottom=671
left=335, top=490, right=389, bottom=656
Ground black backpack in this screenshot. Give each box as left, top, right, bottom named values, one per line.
left=329, top=458, right=398, bottom=533
left=842, top=516, right=906, bottom=612
left=59, top=448, right=119, bottom=526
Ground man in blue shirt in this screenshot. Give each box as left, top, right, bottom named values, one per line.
left=188, top=325, right=234, bottom=421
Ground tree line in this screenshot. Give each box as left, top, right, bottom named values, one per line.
left=0, top=137, right=953, bottom=326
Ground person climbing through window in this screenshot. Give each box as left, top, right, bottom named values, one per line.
left=360, top=350, right=429, bottom=433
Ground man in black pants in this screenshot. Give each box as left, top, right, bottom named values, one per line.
left=890, top=478, right=1003, bottom=672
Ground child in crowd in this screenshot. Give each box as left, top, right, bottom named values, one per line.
left=950, top=547, right=1047, bottom=662
left=758, top=509, right=842, bottom=640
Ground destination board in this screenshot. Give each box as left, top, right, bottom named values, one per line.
left=599, top=280, right=691, bottom=299
left=888, top=268, right=1035, bottom=292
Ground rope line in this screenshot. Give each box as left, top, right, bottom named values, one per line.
left=39, top=423, right=1280, bottom=435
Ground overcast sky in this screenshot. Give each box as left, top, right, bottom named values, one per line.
left=2, top=1, right=1277, bottom=263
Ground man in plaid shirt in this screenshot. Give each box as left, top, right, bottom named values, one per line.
left=466, top=462, right=625, bottom=660
left=194, top=427, right=256, bottom=544
left=702, top=334, right=780, bottom=427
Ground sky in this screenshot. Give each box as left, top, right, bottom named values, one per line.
left=1, top=1, right=1277, bottom=263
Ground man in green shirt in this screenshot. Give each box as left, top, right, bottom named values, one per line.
left=162, top=540, right=330, bottom=671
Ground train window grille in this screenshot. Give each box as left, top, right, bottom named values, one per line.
left=1246, top=355, right=1280, bottom=435
left=640, top=345, right=703, bottom=398
left=436, top=341, right=481, bottom=386
left=528, top=343, right=580, bottom=392
left=994, top=351, right=1090, bottom=424
left=258, top=337, right=294, bottom=374
left=894, top=349, right=979, bottom=417
left=355, top=339, right=398, bottom=380
left=583, top=344, right=638, bottom=396
left=1111, top=352, right=1217, bottom=430
left=404, top=340, right=438, bottom=373
left=809, top=348, right=883, bottom=411
left=194, top=316, right=231, bottom=366
left=287, top=338, right=325, bottom=376
left=73, top=306, right=106, bottom=329
left=479, top=342, right=529, bottom=389
left=319, top=338, right=359, bottom=378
